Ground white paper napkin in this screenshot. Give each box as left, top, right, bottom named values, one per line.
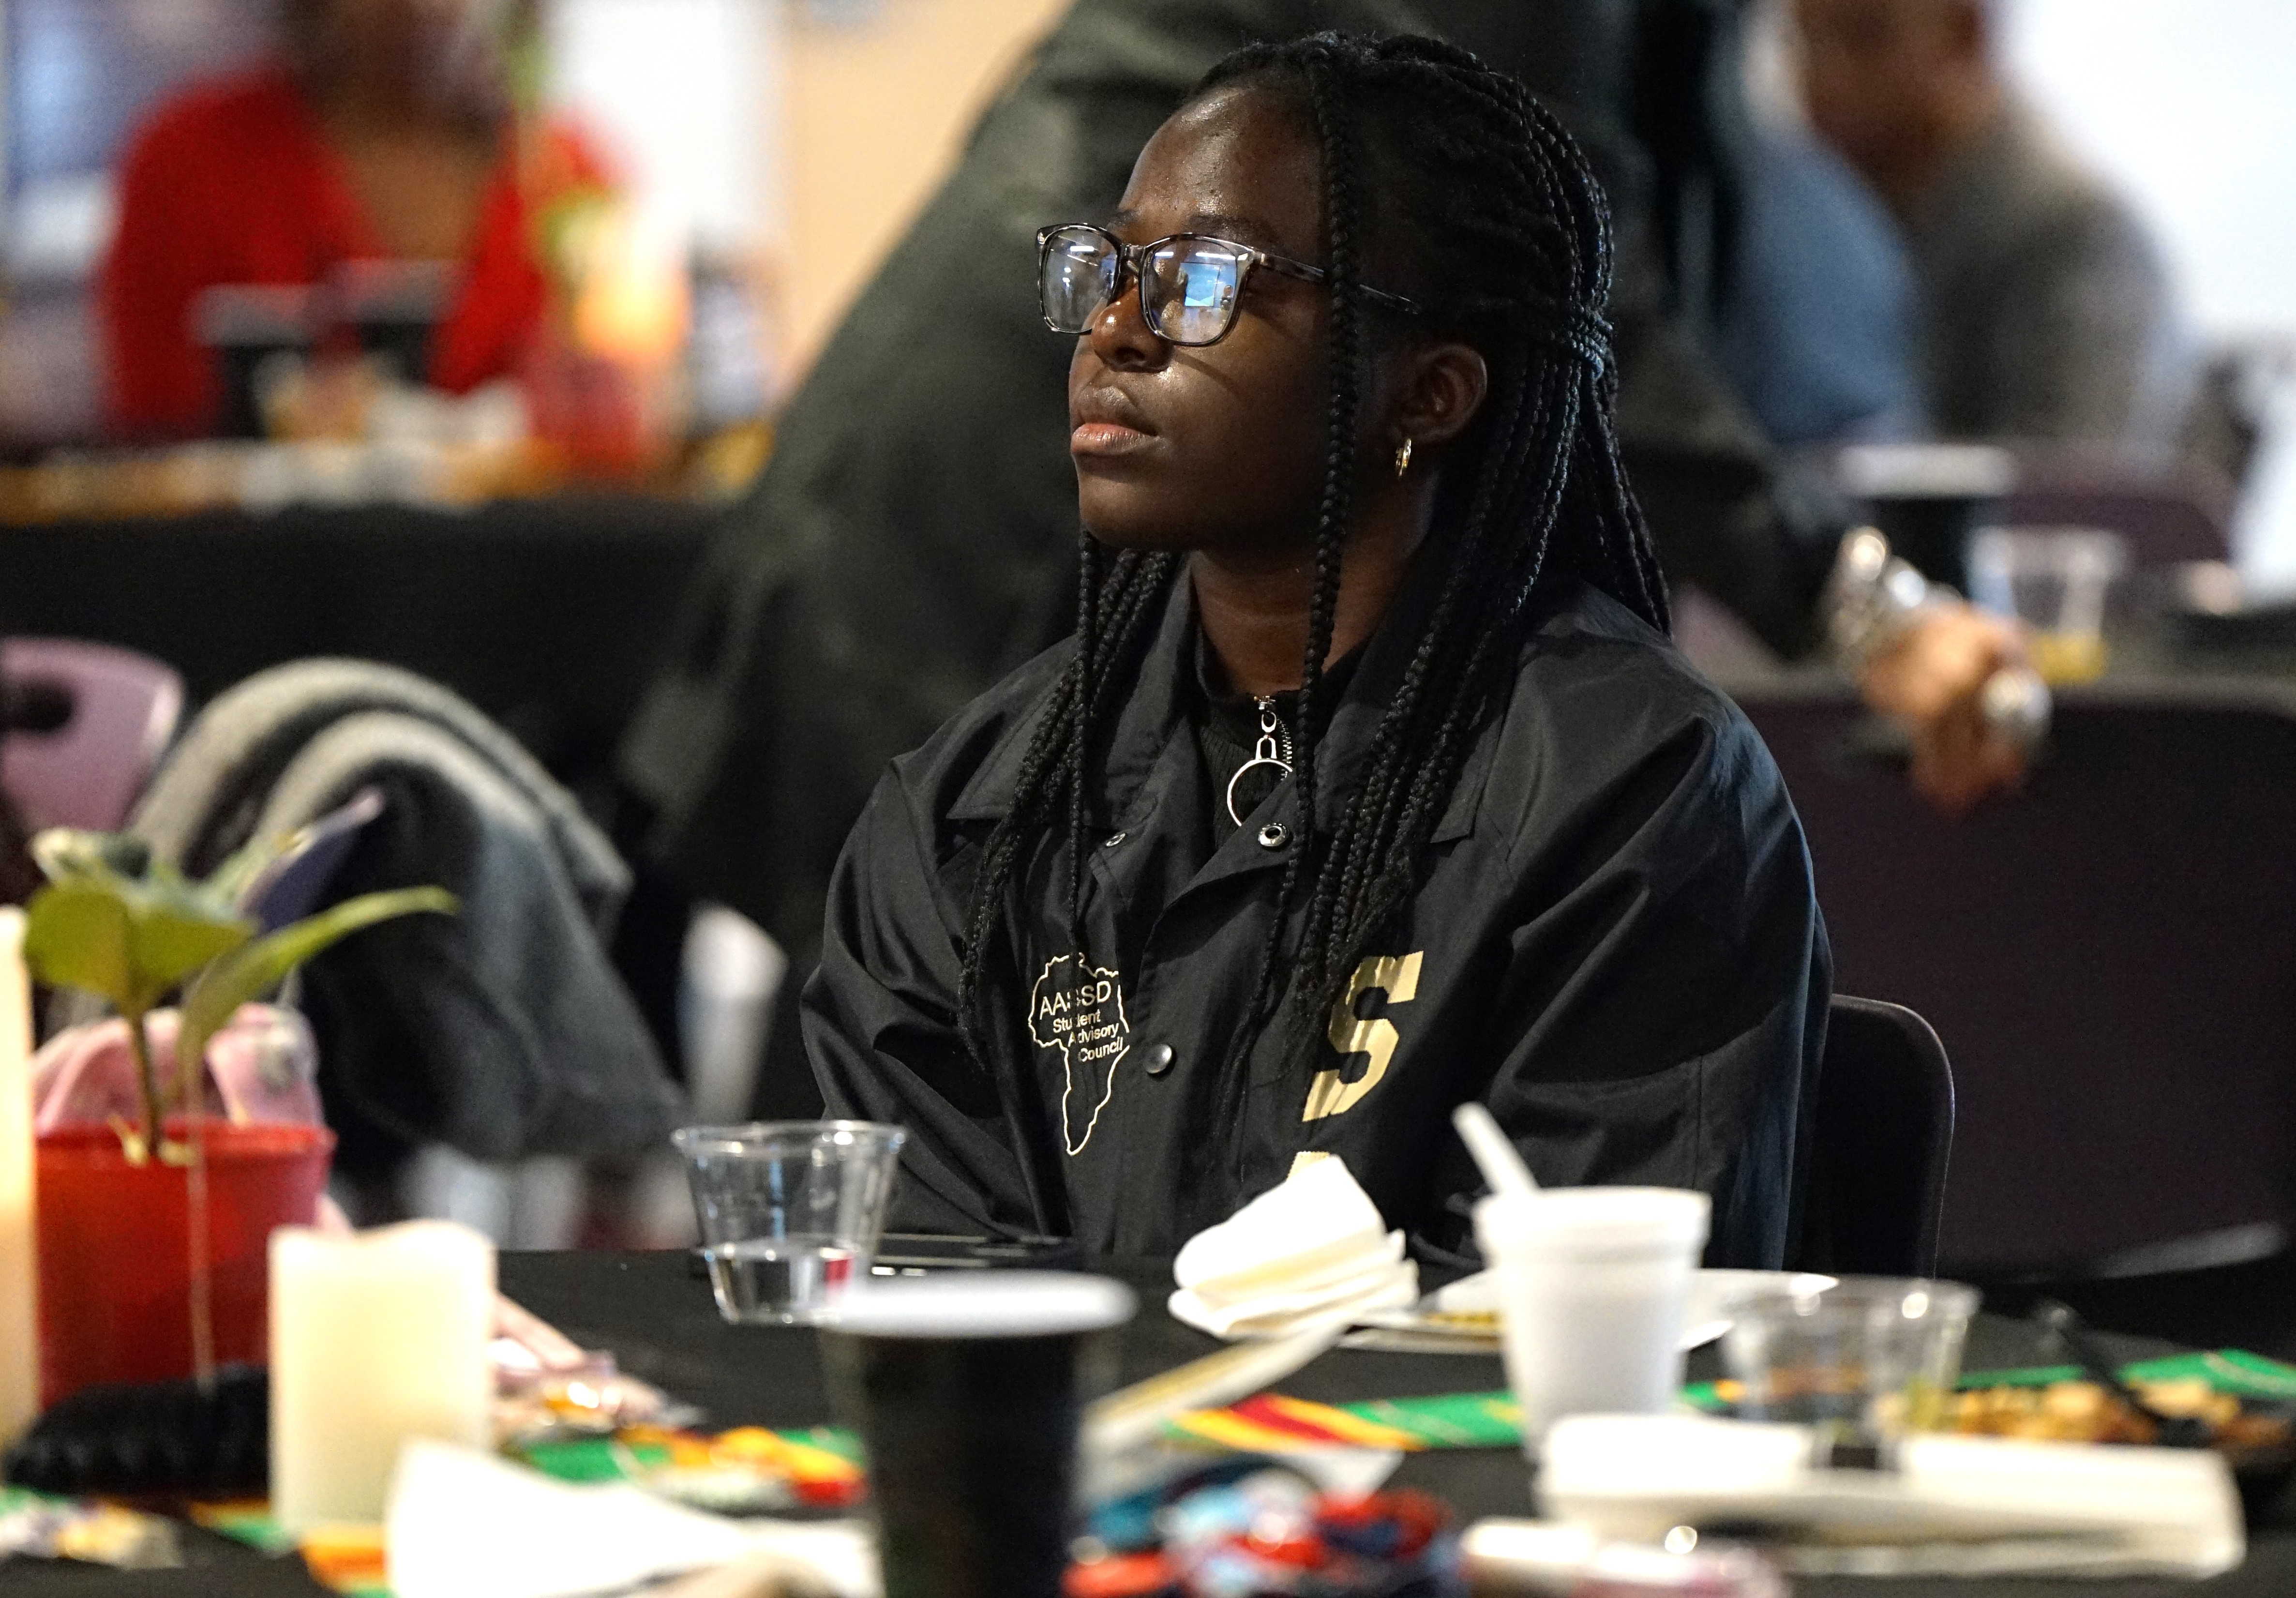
left=1170, top=1156, right=1418, bottom=1340
left=1538, top=1413, right=2245, bottom=1579
left=1414, top=1266, right=1837, bottom=1351
left=386, top=1438, right=877, bottom=1598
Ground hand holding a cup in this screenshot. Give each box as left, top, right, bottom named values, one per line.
left=1858, top=603, right=2038, bottom=817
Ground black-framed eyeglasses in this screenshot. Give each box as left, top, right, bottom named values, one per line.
left=1036, top=223, right=1421, bottom=347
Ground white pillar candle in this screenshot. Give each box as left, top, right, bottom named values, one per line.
left=270, top=1220, right=495, bottom=1533
left=0, top=909, right=34, bottom=1445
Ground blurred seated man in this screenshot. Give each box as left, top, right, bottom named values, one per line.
left=100, top=0, right=608, bottom=439
left=1794, top=0, right=2191, bottom=447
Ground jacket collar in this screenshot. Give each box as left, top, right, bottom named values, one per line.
left=947, top=549, right=1498, bottom=845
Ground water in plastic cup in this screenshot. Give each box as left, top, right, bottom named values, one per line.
left=1720, top=1276, right=1979, bottom=1442
left=1474, top=1186, right=1711, bottom=1451
left=672, top=1121, right=905, bottom=1325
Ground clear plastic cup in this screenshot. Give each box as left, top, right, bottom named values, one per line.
left=1475, top=1187, right=1711, bottom=1451
left=1967, top=527, right=2127, bottom=685
left=672, top=1120, right=906, bottom=1325
left=1719, top=1276, right=1979, bottom=1442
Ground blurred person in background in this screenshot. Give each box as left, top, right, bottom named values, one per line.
left=1632, top=0, right=1923, bottom=447
left=99, top=0, right=610, bottom=440
left=621, top=0, right=2031, bottom=1097
left=1793, top=0, right=2193, bottom=447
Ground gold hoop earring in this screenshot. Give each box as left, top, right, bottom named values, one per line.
left=1394, top=437, right=1414, bottom=477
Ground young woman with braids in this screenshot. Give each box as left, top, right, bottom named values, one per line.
left=804, top=33, right=1829, bottom=1268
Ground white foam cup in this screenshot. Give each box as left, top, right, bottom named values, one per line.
left=1473, top=1186, right=1711, bottom=1451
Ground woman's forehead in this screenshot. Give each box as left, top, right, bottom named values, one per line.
left=1112, top=84, right=1321, bottom=255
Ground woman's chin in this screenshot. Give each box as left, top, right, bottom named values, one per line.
left=1076, top=486, right=1197, bottom=554
left=1082, top=523, right=1198, bottom=555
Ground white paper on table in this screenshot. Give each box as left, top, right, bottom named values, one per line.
left=1404, top=1267, right=1836, bottom=1351
left=1086, top=1440, right=1404, bottom=1508
left=1538, top=1414, right=2245, bottom=1580
left=386, top=1438, right=878, bottom=1598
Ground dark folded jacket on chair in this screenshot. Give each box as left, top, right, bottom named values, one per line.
left=120, top=658, right=682, bottom=1161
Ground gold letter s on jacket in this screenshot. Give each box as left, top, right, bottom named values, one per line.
left=1303, top=951, right=1424, bottom=1120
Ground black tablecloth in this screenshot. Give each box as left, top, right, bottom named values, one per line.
left=0, top=497, right=718, bottom=779
left=3, top=1249, right=2292, bottom=1594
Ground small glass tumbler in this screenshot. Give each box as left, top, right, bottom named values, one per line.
left=672, top=1120, right=906, bottom=1325
left=1720, top=1277, right=1979, bottom=1444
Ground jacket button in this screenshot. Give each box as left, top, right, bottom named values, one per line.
left=1104, top=831, right=1126, bottom=848
left=1144, top=1043, right=1175, bottom=1077
left=1257, top=823, right=1288, bottom=850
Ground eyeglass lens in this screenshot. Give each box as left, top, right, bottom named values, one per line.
left=1041, top=228, right=1120, bottom=335
left=1040, top=227, right=1247, bottom=346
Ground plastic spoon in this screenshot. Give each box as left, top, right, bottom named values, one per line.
left=1453, top=1101, right=1539, bottom=1201
left=2033, top=1300, right=2211, bottom=1448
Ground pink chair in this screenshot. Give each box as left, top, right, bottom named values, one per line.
left=1, top=638, right=184, bottom=833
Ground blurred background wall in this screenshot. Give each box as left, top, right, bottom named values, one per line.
left=772, top=0, right=1068, bottom=376
left=2002, top=0, right=2296, bottom=346
left=1997, top=0, right=2296, bottom=586
left=546, top=0, right=1068, bottom=386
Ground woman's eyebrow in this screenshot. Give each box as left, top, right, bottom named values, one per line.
left=1184, top=211, right=1280, bottom=244
left=1099, top=209, right=1287, bottom=249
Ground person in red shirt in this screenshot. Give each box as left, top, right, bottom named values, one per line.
left=99, top=0, right=611, bottom=440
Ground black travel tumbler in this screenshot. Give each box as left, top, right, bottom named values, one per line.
left=821, top=1272, right=1136, bottom=1598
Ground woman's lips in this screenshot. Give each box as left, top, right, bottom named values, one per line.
left=1070, top=421, right=1156, bottom=457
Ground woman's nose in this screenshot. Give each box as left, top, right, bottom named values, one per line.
left=1085, top=275, right=1169, bottom=372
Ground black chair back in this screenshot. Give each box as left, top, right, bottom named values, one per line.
left=1743, top=681, right=2296, bottom=1275
left=1798, top=996, right=1953, bottom=1277
left=2001, top=474, right=2231, bottom=568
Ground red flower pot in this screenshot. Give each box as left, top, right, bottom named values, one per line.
left=35, top=1118, right=334, bottom=1406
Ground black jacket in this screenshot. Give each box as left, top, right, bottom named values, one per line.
left=806, top=563, right=1831, bottom=1267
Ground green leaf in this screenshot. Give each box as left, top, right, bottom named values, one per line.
left=175, top=888, right=458, bottom=1085
left=122, top=899, right=254, bottom=997
left=137, top=855, right=244, bottom=924
left=25, top=865, right=255, bottom=1015
left=31, top=829, right=151, bottom=885
left=203, top=828, right=300, bottom=907
left=26, top=828, right=251, bottom=1004
left=24, top=880, right=137, bottom=1010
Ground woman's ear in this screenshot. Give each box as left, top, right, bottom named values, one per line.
left=1395, top=340, right=1489, bottom=451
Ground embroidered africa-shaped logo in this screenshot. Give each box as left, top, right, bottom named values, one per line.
left=1028, top=953, right=1132, bottom=1156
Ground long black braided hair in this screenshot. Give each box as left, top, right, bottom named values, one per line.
left=956, top=32, right=1669, bottom=1203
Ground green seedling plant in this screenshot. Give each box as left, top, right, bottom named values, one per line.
left=20, top=823, right=454, bottom=1383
